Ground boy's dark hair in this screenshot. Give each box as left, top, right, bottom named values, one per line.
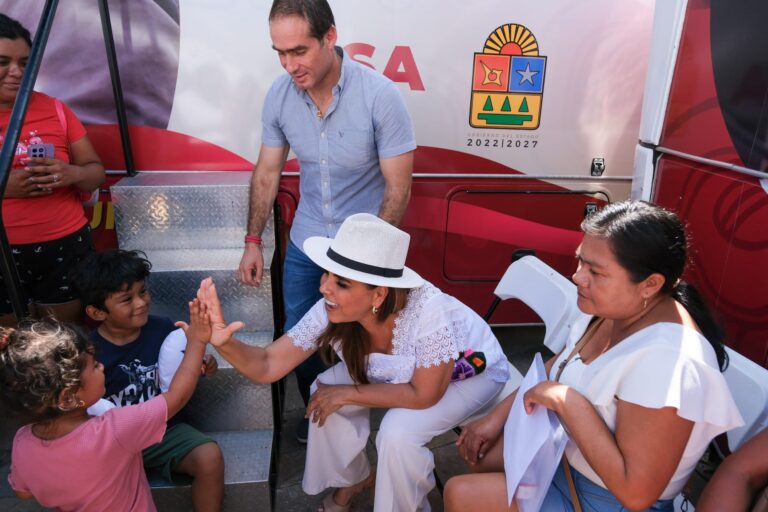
left=0, top=14, right=32, bottom=47
left=269, top=0, right=335, bottom=40
left=70, top=249, right=152, bottom=311
left=0, top=320, right=93, bottom=423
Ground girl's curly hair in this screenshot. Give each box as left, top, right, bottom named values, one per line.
left=0, top=320, right=92, bottom=422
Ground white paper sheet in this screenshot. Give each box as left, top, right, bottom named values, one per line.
left=503, top=353, right=569, bottom=511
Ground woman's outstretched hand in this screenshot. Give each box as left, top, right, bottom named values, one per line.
left=196, top=277, right=245, bottom=348
left=456, top=412, right=504, bottom=465
left=306, top=381, right=351, bottom=427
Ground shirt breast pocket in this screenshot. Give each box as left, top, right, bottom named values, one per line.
left=329, top=128, right=375, bottom=170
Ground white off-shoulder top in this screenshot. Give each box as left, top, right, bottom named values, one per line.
left=551, top=315, right=743, bottom=499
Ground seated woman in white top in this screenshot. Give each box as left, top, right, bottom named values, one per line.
left=444, top=201, right=743, bottom=511
left=200, top=213, right=510, bottom=512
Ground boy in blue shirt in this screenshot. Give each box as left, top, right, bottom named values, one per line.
left=71, top=249, right=224, bottom=511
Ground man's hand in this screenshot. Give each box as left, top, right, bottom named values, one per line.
left=239, top=243, right=264, bottom=286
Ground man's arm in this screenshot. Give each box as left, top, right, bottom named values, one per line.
left=377, top=150, right=413, bottom=226
left=239, top=144, right=290, bottom=286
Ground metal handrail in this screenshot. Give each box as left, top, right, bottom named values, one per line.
left=0, top=0, right=59, bottom=321
left=98, top=0, right=136, bottom=176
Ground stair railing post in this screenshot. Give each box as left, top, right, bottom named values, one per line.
left=97, top=0, right=136, bottom=176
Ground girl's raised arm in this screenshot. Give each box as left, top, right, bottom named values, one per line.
left=163, top=299, right=210, bottom=418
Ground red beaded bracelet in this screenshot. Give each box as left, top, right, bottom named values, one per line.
left=244, top=235, right=263, bottom=245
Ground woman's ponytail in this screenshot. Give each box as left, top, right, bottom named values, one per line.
left=673, top=282, right=728, bottom=371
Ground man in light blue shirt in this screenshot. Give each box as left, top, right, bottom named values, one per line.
left=238, top=0, right=415, bottom=445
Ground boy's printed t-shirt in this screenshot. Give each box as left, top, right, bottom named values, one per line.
left=92, top=315, right=175, bottom=408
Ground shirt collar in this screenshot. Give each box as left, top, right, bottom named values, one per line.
left=335, top=46, right=349, bottom=94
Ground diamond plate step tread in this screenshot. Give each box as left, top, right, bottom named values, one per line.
left=147, top=269, right=274, bottom=332
left=185, top=372, right=274, bottom=430
left=150, top=430, right=273, bottom=511
left=111, top=171, right=275, bottom=253
left=176, top=331, right=276, bottom=431
left=139, top=247, right=275, bottom=272
left=151, top=430, right=273, bottom=487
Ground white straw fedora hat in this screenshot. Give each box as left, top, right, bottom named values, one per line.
left=303, top=213, right=424, bottom=288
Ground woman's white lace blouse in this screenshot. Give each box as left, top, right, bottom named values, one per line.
left=287, top=281, right=509, bottom=384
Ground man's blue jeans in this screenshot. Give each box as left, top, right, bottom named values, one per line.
left=283, top=240, right=329, bottom=406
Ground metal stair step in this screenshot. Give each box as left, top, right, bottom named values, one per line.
left=111, top=171, right=274, bottom=254
left=150, top=429, right=273, bottom=512
left=142, top=247, right=274, bottom=272
left=146, top=265, right=274, bottom=333
left=185, top=331, right=275, bottom=431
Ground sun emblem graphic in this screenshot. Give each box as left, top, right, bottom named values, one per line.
left=482, top=24, right=540, bottom=56
left=470, top=24, right=547, bottom=130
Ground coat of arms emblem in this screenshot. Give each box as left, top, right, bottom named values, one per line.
left=470, top=24, right=546, bottom=130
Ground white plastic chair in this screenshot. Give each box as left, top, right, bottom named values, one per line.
left=673, top=348, right=768, bottom=511
left=494, top=255, right=585, bottom=355
left=457, top=256, right=584, bottom=428
left=722, top=346, right=768, bottom=450
left=438, top=257, right=590, bottom=494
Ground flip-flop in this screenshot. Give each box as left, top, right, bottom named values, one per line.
left=318, top=492, right=350, bottom=512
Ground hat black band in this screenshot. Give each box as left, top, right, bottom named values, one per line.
left=326, top=248, right=404, bottom=278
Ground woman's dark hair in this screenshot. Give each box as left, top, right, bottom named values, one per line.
left=0, top=320, right=93, bottom=423
left=69, top=249, right=152, bottom=311
left=581, top=200, right=728, bottom=370
left=269, top=0, right=335, bottom=40
left=316, top=286, right=410, bottom=384
left=0, top=14, right=32, bottom=47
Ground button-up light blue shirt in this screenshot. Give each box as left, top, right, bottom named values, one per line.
left=261, top=47, right=416, bottom=251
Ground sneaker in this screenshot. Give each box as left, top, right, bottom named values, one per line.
left=296, top=417, right=309, bottom=444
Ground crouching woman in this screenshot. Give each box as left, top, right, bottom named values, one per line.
left=202, top=213, right=510, bottom=511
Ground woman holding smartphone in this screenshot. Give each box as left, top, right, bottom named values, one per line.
left=0, top=14, right=104, bottom=326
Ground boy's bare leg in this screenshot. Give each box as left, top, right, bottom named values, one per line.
left=174, top=442, right=225, bottom=512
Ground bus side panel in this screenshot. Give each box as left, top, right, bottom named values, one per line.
left=651, top=0, right=768, bottom=366
left=278, top=168, right=611, bottom=324
left=653, top=155, right=768, bottom=367
left=659, top=0, right=768, bottom=169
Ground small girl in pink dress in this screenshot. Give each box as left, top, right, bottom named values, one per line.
left=0, top=300, right=210, bottom=511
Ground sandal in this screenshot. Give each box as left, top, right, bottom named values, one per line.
left=317, top=470, right=376, bottom=512
left=318, top=492, right=350, bottom=512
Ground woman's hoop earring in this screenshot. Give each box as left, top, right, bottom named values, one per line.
left=643, top=298, right=648, bottom=310
left=371, top=305, right=379, bottom=315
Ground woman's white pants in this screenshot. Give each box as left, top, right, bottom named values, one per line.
left=302, top=362, right=504, bottom=512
